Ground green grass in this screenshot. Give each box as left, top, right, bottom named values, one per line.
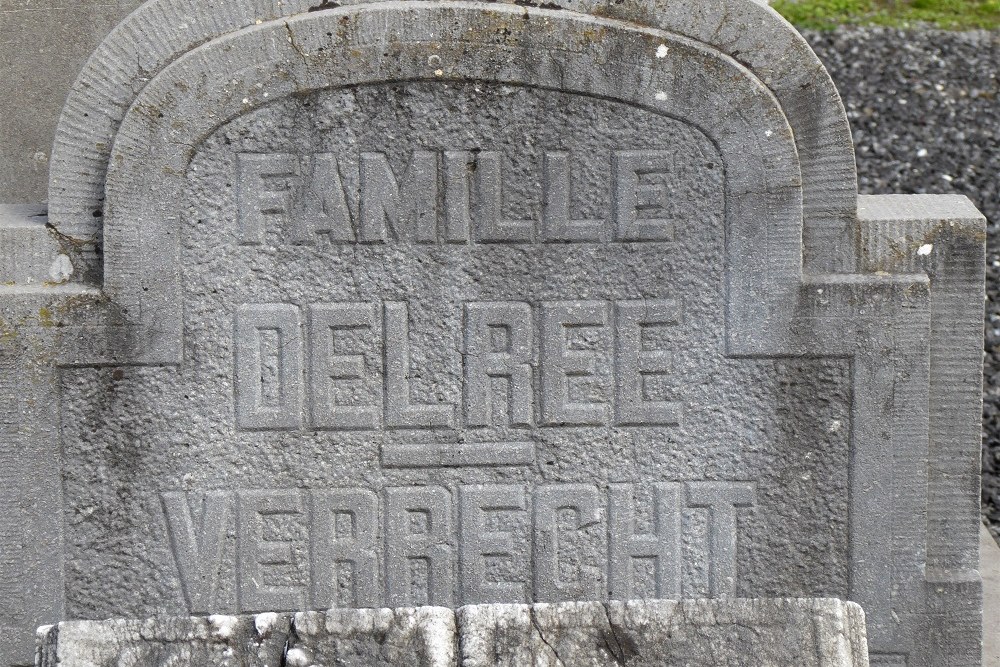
left=771, top=0, right=1000, bottom=30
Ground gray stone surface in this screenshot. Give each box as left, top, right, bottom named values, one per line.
left=0, top=205, right=66, bottom=285
left=981, top=525, right=1000, bottom=667
left=35, top=600, right=869, bottom=666
left=288, top=607, right=456, bottom=666
left=802, top=26, right=1000, bottom=546
left=34, top=614, right=289, bottom=667
left=459, top=599, right=870, bottom=666
left=0, top=1, right=986, bottom=666
left=857, top=193, right=986, bottom=667
left=0, top=0, right=144, bottom=205
left=40, top=0, right=857, bottom=272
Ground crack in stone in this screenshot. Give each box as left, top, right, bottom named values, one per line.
left=601, top=603, right=627, bottom=666
left=284, top=22, right=309, bottom=60
left=279, top=614, right=296, bottom=667
left=529, top=607, right=565, bottom=666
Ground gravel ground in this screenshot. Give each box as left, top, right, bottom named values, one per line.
left=802, top=28, right=1000, bottom=539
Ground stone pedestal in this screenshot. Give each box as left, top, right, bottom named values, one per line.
left=37, top=599, right=869, bottom=667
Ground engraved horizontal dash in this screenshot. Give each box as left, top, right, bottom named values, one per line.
left=382, top=442, right=534, bottom=468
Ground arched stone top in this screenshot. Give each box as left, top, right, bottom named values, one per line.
left=100, top=1, right=802, bottom=362
left=48, top=0, right=317, bottom=238
left=50, top=0, right=852, bottom=271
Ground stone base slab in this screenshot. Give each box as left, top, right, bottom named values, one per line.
left=35, top=615, right=289, bottom=667
left=37, top=598, right=868, bottom=666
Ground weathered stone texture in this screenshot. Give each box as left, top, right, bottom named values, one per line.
left=459, top=599, right=870, bottom=667
left=34, top=614, right=289, bottom=667
left=288, top=607, right=456, bottom=666
left=0, top=1, right=986, bottom=666
left=39, top=0, right=857, bottom=272
left=37, top=601, right=869, bottom=666
left=0, top=0, right=144, bottom=204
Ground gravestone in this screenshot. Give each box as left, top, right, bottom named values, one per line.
left=0, top=1, right=985, bottom=666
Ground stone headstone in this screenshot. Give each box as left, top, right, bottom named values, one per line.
left=0, top=1, right=985, bottom=666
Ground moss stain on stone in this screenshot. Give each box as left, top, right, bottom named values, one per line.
left=38, top=306, right=57, bottom=328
